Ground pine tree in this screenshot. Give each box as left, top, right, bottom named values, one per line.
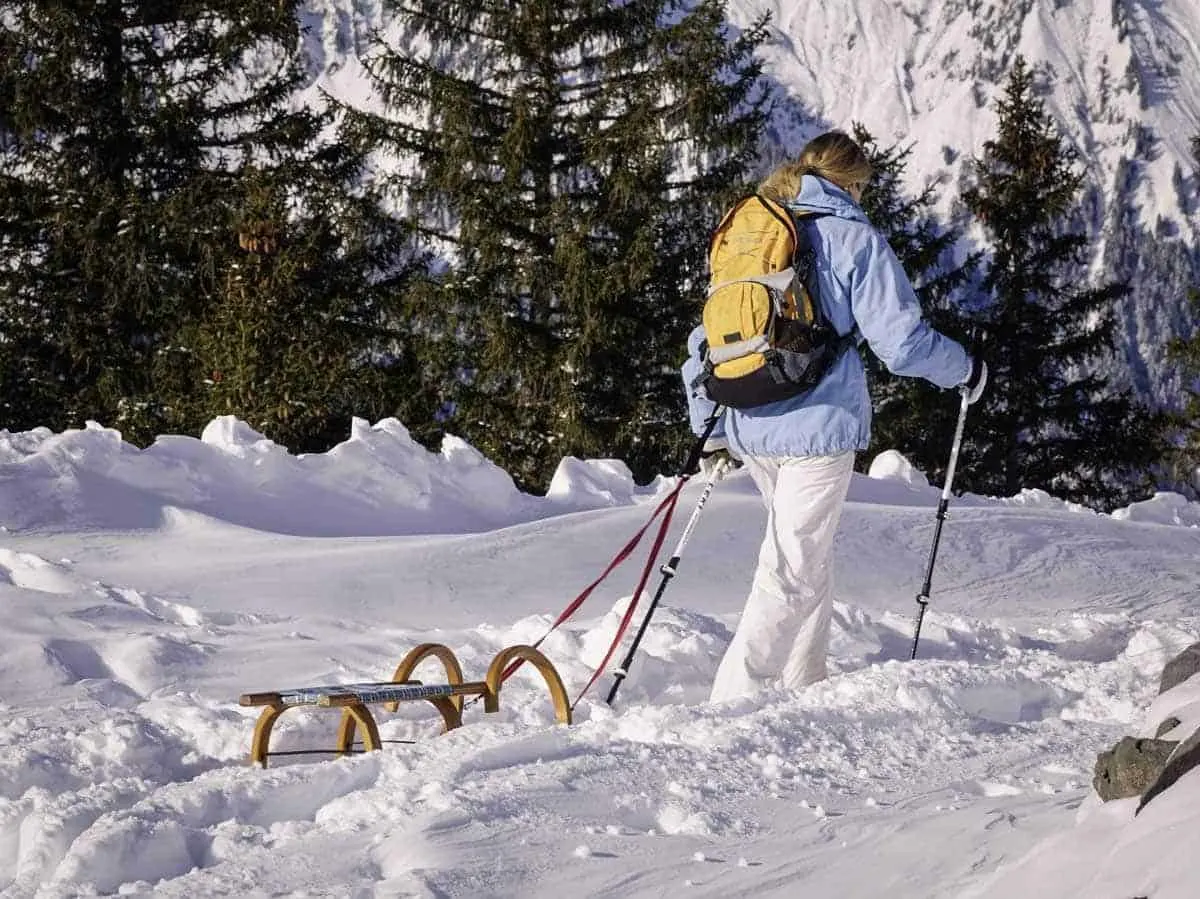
left=959, top=56, right=1166, bottom=509
left=1166, top=288, right=1200, bottom=495
left=167, top=155, right=426, bottom=452
left=0, top=2, right=421, bottom=447
left=852, top=123, right=978, bottom=483
left=343, top=0, right=769, bottom=488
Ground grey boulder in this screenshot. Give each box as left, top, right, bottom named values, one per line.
left=1093, top=736, right=1178, bottom=802
left=1159, top=642, right=1200, bottom=695
left=1137, top=726, right=1200, bottom=815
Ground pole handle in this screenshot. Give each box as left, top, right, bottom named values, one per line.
left=681, top=407, right=725, bottom=477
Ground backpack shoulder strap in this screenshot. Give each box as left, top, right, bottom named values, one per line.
left=752, top=194, right=800, bottom=249
left=785, top=210, right=862, bottom=348
left=786, top=210, right=856, bottom=341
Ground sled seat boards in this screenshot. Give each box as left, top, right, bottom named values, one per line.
left=238, top=642, right=571, bottom=767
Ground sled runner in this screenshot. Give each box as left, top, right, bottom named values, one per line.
left=238, top=642, right=570, bottom=767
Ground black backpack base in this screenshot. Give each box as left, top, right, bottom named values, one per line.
left=693, top=333, right=855, bottom=410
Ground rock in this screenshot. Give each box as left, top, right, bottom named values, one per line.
left=1137, top=726, right=1200, bottom=815
left=1155, top=716, right=1182, bottom=739
left=1159, top=642, right=1200, bottom=694
left=1093, top=736, right=1178, bottom=801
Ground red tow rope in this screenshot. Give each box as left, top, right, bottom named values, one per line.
left=497, top=408, right=723, bottom=707
left=499, top=478, right=688, bottom=704
left=569, top=488, right=682, bottom=708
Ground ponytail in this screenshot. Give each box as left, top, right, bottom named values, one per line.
left=758, top=131, right=873, bottom=202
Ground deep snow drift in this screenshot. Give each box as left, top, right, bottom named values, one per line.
left=1, top=417, right=1199, bottom=897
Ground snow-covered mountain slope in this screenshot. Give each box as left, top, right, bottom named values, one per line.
left=300, top=0, right=1200, bottom=404
left=1, top=418, right=1199, bottom=896
left=730, top=0, right=1200, bottom=402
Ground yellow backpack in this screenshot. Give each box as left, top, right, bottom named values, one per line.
left=692, top=194, right=853, bottom=409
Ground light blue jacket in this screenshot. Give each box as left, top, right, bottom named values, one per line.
left=682, top=175, right=971, bottom=457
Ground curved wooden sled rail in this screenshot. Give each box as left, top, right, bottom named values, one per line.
left=240, top=642, right=571, bottom=767
left=485, top=644, right=572, bottom=725
left=387, top=642, right=469, bottom=715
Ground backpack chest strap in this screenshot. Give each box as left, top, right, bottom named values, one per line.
left=706, top=268, right=799, bottom=299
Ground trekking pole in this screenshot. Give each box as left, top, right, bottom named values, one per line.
left=909, top=389, right=971, bottom=660
left=481, top=407, right=725, bottom=713
left=605, top=453, right=729, bottom=706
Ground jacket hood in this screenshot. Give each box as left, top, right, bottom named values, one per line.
left=791, top=175, right=869, bottom=223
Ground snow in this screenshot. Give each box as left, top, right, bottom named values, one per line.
left=2, top=418, right=1199, bottom=897
left=968, top=675, right=1200, bottom=899
left=0, top=416, right=670, bottom=538
left=866, top=448, right=932, bottom=490
left=721, top=0, right=1200, bottom=232
left=1112, top=491, right=1200, bottom=528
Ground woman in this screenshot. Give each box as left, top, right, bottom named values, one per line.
left=682, top=131, right=986, bottom=702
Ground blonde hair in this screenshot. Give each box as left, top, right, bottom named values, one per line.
left=758, top=131, right=873, bottom=202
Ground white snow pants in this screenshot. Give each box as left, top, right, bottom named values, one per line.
left=710, top=452, right=855, bottom=703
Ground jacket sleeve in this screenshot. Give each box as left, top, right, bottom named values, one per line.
left=846, top=228, right=971, bottom=389
left=680, top=325, right=726, bottom=438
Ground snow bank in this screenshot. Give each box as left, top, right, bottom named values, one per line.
left=971, top=770, right=1200, bottom=899
left=1111, top=492, right=1200, bottom=528
left=0, top=418, right=667, bottom=537
left=969, top=673, right=1200, bottom=899
left=866, top=449, right=931, bottom=489
left=860, top=450, right=1200, bottom=525
left=547, top=457, right=669, bottom=508
left=6, top=423, right=1199, bottom=539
